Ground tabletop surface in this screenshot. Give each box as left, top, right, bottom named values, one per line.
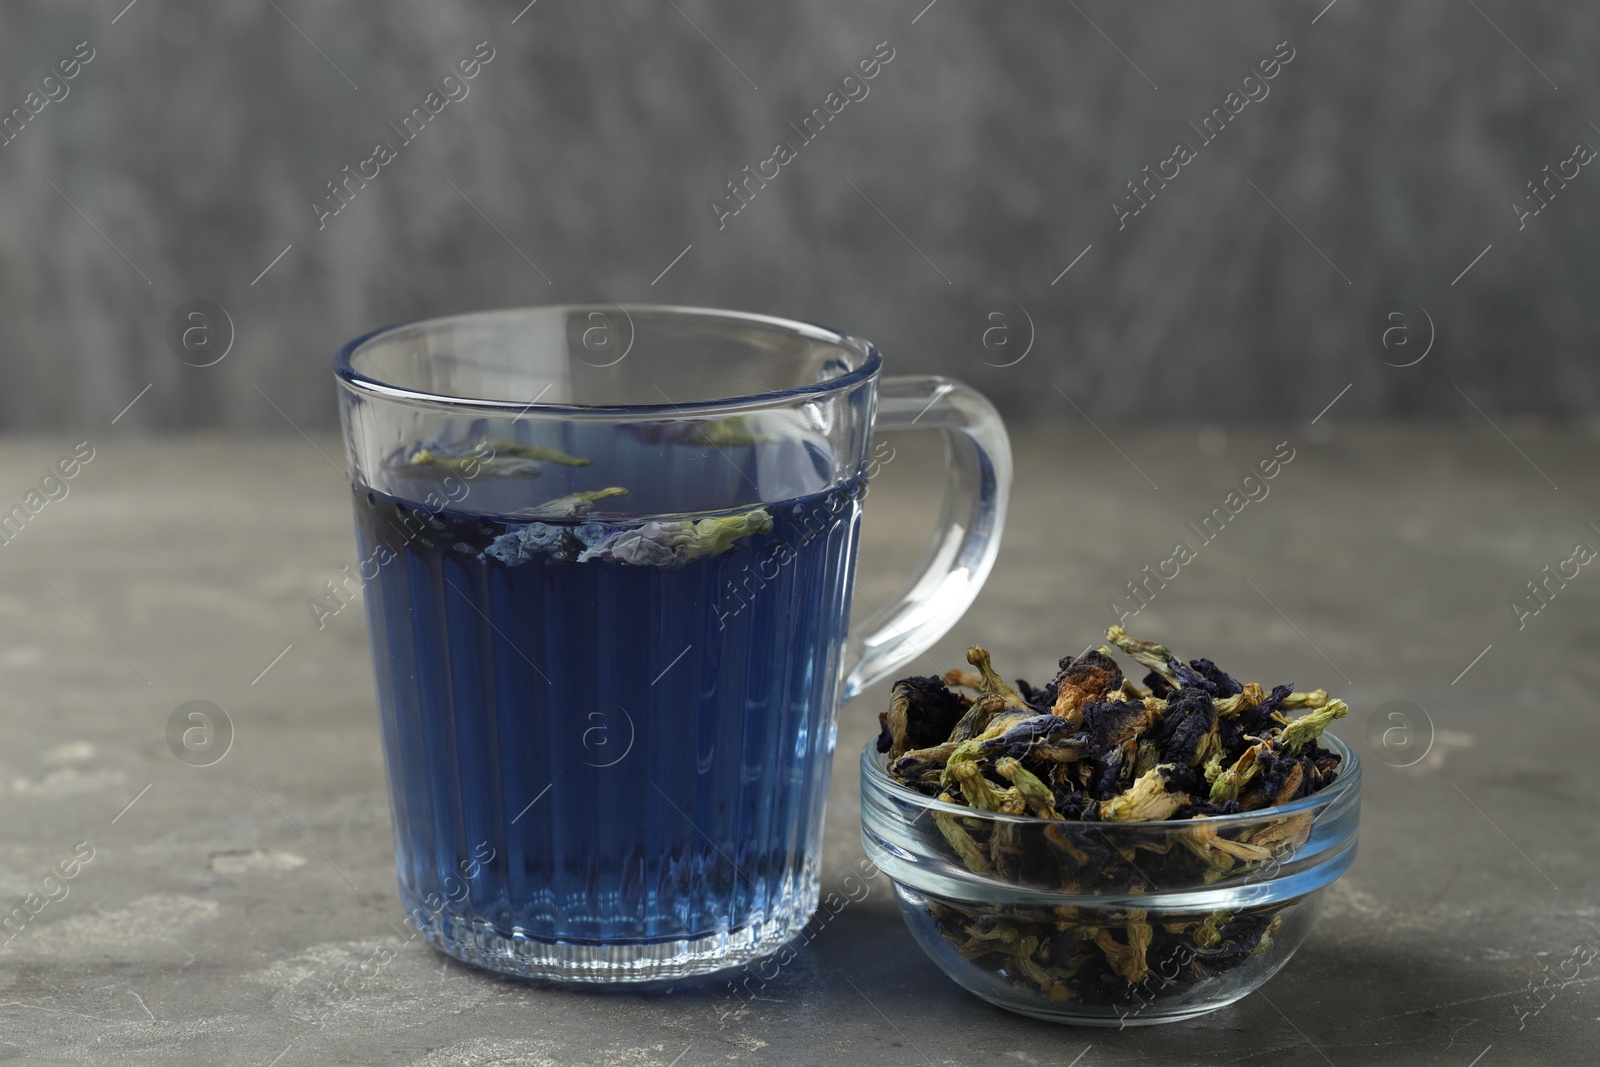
left=0, top=426, right=1595, bottom=1066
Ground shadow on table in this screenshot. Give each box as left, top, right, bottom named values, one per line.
left=432, top=881, right=1562, bottom=1065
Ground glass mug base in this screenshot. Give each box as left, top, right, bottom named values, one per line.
left=401, top=877, right=821, bottom=983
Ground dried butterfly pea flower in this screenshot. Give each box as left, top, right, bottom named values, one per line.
left=1015, top=676, right=1057, bottom=712
left=1176, top=821, right=1273, bottom=870
left=946, top=694, right=1023, bottom=745
left=989, top=820, right=1028, bottom=879
left=1279, top=699, right=1348, bottom=754
left=481, top=520, right=584, bottom=565
left=1208, top=699, right=1347, bottom=805
left=979, top=714, right=1088, bottom=765
left=1196, top=911, right=1284, bottom=973
left=1050, top=650, right=1125, bottom=725
left=943, top=668, right=982, bottom=690
left=923, top=899, right=1293, bottom=1008
left=1255, top=755, right=1307, bottom=808
left=964, top=645, right=1035, bottom=714
left=507, top=486, right=628, bottom=519
left=1244, top=810, right=1315, bottom=853
left=946, top=752, right=1013, bottom=813
left=884, top=628, right=1349, bottom=1014
left=1278, top=688, right=1328, bottom=711
left=405, top=441, right=592, bottom=476
left=1152, top=687, right=1217, bottom=767
left=1213, top=682, right=1265, bottom=718
left=493, top=443, right=592, bottom=466
left=1161, top=761, right=1209, bottom=799
left=1105, top=626, right=1181, bottom=688
left=1049, top=780, right=1093, bottom=821
left=1179, top=658, right=1245, bottom=697
left=1039, top=823, right=1123, bottom=891
left=1100, top=765, right=1189, bottom=822
left=940, top=661, right=1052, bottom=755
left=1133, top=739, right=1162, bottom=777
left=1089, top=740, right=1138, bottom=801
left=1079, top=698, right=1156, bottom=756
left=479, top=501, right=774, bottom=569
left=1207, top=739, right=1270, bottom=805
left=994, top=758, right=1061, bottom=819
left=577, top=507, right=772, bottom=566
left=877, top=676, right=970, bottom=758
left=1242, top=682, right=1292, bottom=733
left=1093, top=915, right=1155, bottom=984
left=934, top=811, right=993, bottom=875
left=478, top=489, right=632, bottom=565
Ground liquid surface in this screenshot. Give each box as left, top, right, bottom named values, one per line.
left=355, top=454, right=863, bottom=945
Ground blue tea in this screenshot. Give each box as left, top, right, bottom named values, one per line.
left=352, top=437, right=864, bottom=978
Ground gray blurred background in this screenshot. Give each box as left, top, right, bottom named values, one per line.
left=2, top=0, right=1594, bottom=430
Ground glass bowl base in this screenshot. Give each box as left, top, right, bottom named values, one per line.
left=978, top=985, right=1261, bottom=1027
left=891, top=884, right=1318, bottom=1026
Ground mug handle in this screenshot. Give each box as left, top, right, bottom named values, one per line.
left=840, top=375, right=1012, bottom=702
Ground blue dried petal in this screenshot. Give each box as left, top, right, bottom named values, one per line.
left=1042, top=821, right=1114, bottom=868
left=480, top=521, right=582, bottom=565
left=879, top=675, right=967, bottom=753
left=1259, top=684, right=1294, bottom=715
left=976, top=714, right=1081, bottom=761
left=1240, top=683, right=1294, bottom=734
left=1162, top=762, right=1205, bottom=797
left=1187, top=798, right=1243, bottom=817
left=1080, top=699, right=1149, bottom=756
left=1182, top=658, right=1244, bottom=697
left=481, top=537, right=526, bottom=565
left=1197, top=912, right=1278, bottom=969
left=1052, top=651, right=1124, bottom=705
left=1143, top=671, right=1176, bottom=699
left=1015, top=677, right=1057, bottom=712
left=1218, top=715, right=1247, bottom=757
left=1051, top=785, right=1092, bottom=820
left=1090, top=742, right=1135, bottom=801
left=1155, top=687, right=1216, bottom=766
left=1253, top=754, right=1309, bottom=806
left=578, top=509, right=772, bottom=567
left=578, top=522, right=685, bottom=566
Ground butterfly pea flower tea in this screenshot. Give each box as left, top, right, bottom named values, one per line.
left=335, top=306, right=1012, bottom=982
left=862, top=626, right=1361, bottom=1025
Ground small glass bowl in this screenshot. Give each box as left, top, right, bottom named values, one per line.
left=860, top=734, right=1360, bottom=1026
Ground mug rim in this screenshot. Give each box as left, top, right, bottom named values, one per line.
left=334, top=304, right=883, bottom=417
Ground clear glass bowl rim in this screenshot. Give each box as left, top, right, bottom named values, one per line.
left=333, top=303, right=883, bottom=418
left=860, top=730, right=1362, bottom=832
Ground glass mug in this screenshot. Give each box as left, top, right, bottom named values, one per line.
left=334, top=306, right=1011, bottom=982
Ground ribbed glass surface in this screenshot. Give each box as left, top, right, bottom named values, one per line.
left=355, top=473, right=863, bottom=980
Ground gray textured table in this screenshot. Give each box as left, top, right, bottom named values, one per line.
left=1, top=428, right=1594, bottom=1065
